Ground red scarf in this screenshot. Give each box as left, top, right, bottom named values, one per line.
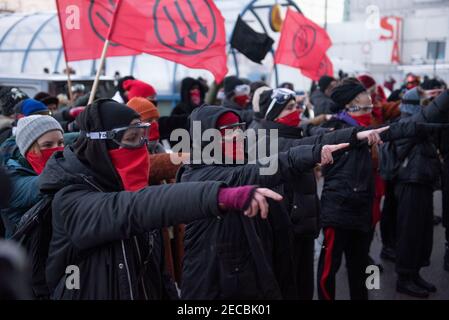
left=234, top=95, right=250, bottom=108
left=275, top=110, right=301, bottom=127
left=108, top=146, right=150, bottom=192
left=351, top=113, right=372, bottom=127
left=190, top=89, right=201, bottom=106
left=149, top=121, right=160, bottom=142
left=26, top=146, right=64, bottom=174
left=222, top=139, right=245, bottom=162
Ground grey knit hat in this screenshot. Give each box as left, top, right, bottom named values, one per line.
left=15, top=115, right=63, bottom=156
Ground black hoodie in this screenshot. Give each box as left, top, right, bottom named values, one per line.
left=38, top=99, right=226, bottom=300
left=171, top=77, right=206, bottom=116
left=178, top=105, right=323, bottom=299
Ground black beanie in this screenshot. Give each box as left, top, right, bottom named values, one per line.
left=258, top=89, right=294, bottom=121
left=318, top=76, right=336, bottom=93
left=97, top=100, right=140, bottom=149
left=330, top=82, right=366, bottom=112
left=98, top=100, right=140, bottom=131
left=223, top=76, right=244, bottom=98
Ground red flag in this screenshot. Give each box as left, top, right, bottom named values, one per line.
left=301, top=54, right=334, bottom=81
left=109, top=0, right=228, bottom=83
left=56, top=0, right=139, bottom=62
left=275, top=9, right=332, bottom=72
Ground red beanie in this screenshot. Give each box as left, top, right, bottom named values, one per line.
left=123, top=79, right=157, bottom=100
left=357, top=75, right=376, bottom=90
left=216, top=112, right=240, bottom=132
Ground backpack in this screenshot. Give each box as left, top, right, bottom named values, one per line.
left=11, top=196, right=53, bottom=299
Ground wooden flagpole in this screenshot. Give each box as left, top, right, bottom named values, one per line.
left=87, top=40, right=110, bottom=105
left=87, top=0, right=123, bottom=106
left=55, top=0, right=74, bottom=103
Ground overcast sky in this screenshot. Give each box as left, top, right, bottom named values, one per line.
left=294, top=0, right=345, bottom=24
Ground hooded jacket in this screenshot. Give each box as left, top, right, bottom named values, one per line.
left=171, top=78, right=206, bottom=116
left=39, top=100, right=226, bottom=300
left=178, top=105, right=323, bottom=299
left=392, top=90, right=449, bottom=185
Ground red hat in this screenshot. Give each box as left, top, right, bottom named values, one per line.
left=123, top=79, right=157, bottom=100
left=357, top=75, right=376, bottom=90
left=216, top=112, right=240, bottom=133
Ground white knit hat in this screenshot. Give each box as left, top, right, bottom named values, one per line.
left=15, top=115, right=63, bottom=156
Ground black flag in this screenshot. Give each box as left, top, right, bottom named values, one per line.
left=230, top=16, right=274, bottom=64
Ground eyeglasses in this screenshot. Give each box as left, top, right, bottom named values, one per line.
left=82, top=122, right=151, bottom=149
left=265, top=88, right=297, bottom=118
left=346, top=104, right=374, bottom=113
left=218, top=122, right=247, bottom=141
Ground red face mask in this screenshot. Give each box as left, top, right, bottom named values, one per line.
left=26, top=146, right=64, bottom=174
left=351, top=113, right=373, bottom=127
left=190, top=89, right=201, bottom=106
left=148, top=121, right=160, bottom=142
left=234, top=95, right=250, bottom=108
left=275, top=110, right=301, bottom=127
left=222, top=139, right=245, bottom=162
left=108, top=146, right=150, bottom=192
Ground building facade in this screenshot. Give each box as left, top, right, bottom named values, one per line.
left=329, top=0, right=449, bottom=85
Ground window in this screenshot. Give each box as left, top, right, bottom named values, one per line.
left=427, top=41, right=446, bottom=60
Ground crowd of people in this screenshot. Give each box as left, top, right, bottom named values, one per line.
left=0, top=71, right=448, bottom=300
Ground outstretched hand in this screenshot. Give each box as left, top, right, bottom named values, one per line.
left=320, top=143, right=350, bottom=166
left=243, top=188, right=283, bottom=219
left=356, top=126, right=390, bottom=146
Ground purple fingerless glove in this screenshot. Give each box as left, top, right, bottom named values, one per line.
left=218, top=186, right=256, bottom=212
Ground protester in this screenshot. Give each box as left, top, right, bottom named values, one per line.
left=310, top=76, right=338, bottom=116
left=112, top=76, right=135, bottom=103
left=179, top=104, right=351, bottom=299
left=222, top=76, right=254, bottom=124
left=171, top=77, right=206, bottom=116
left=317, top=79, right=384, bottom=300
left=15, top=99, right=51, bottom=117
left=249, top=87, right=388, bottom=299
left=34, top=92, right=59, bottom=114
left=38, top=99, right=281, bottom=299
left=123, top=79, right=157, bottom=105
left=0, top=115, right=64, bottom=238
left=391, top=87, right=449, bottom=297
left=71, top=84, right=86, bottom=103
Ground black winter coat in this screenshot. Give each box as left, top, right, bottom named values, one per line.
left=249, top=119, right=358, bottom=236
left=319, top=117, right=374, bottom=232
left=39, top=147, right=225, bottom=300
left=178, top=106, right=322, bottom=300
left=386, top=90, right=449, bottom=186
